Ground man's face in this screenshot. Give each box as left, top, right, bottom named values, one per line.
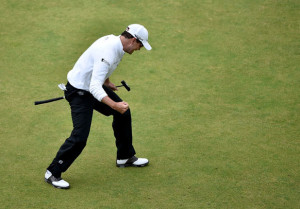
left=127, top=38, right=143, bottom=54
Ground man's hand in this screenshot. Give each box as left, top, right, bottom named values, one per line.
left=113, top=102, right=129, bottom=114
left=104, top=78, right=118, bottom=91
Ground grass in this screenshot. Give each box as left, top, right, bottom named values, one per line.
left=0, top=0, right=299, bottom=208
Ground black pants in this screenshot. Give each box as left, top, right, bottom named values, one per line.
left=47, top=83, right=136, bottom=177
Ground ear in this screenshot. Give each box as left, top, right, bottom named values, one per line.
left=130, top=38, right=136, bottom=45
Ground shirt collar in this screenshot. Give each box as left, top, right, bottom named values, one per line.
left=118, top=35, right=125, bottom=56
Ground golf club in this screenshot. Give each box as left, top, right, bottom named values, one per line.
left=34, top=80, right=130, bottom=105
left=116, top=80, right=131, bottom=91
left=34, top=83, right=66, bottom=105
left=34, top=96, right=65, bottom=105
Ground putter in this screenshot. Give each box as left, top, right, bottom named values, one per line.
left=116, top=80, right=131, bottom=91
left=34, top=84, right=66, bottom=105
left=34, top=80, right=130, bottom=105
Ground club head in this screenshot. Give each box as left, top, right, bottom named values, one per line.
left=121, top=80, right=131, bottom=91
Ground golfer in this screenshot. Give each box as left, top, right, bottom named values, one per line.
left=45, top=24, right=151, bottom=189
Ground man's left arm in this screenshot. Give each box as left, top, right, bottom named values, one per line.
left=104, top=78, right=118, bottom=91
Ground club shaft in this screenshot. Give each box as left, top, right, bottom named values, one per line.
left=34, top=96, right=64, bottom=105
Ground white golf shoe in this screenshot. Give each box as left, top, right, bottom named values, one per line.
left=116, top=156, right=149, bottom=168
left=44, top=170, right=70, bottom=189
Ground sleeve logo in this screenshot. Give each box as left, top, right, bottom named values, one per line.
left=101, top=58, right=110, bottom=66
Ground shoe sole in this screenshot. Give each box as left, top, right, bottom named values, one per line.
left=116, top=162, right=149, bottom=168
left=45, top=178, right=70, bottom=189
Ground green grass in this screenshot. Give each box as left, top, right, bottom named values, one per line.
left=0, top=0, right=299, bottom=208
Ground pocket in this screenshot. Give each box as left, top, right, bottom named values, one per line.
left=64, top=83, right=78, bottom=102
left=65, top=90, right=75, bottom=102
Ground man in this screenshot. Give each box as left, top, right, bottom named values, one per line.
left=44, top=24, right=152, bottom=189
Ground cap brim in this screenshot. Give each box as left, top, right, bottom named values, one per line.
left=142, top=41, right=152, bottom=50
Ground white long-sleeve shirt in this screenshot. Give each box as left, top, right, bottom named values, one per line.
left=67, top=35, right=125, bottom=101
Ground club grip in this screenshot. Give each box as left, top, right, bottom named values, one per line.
left=34, top=97, right=64, bottom=105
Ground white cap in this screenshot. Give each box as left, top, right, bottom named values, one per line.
left=126, top=24, right=152, bottom=50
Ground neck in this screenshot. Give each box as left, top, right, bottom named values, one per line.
left=120, top=36, right=131, bottom=53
